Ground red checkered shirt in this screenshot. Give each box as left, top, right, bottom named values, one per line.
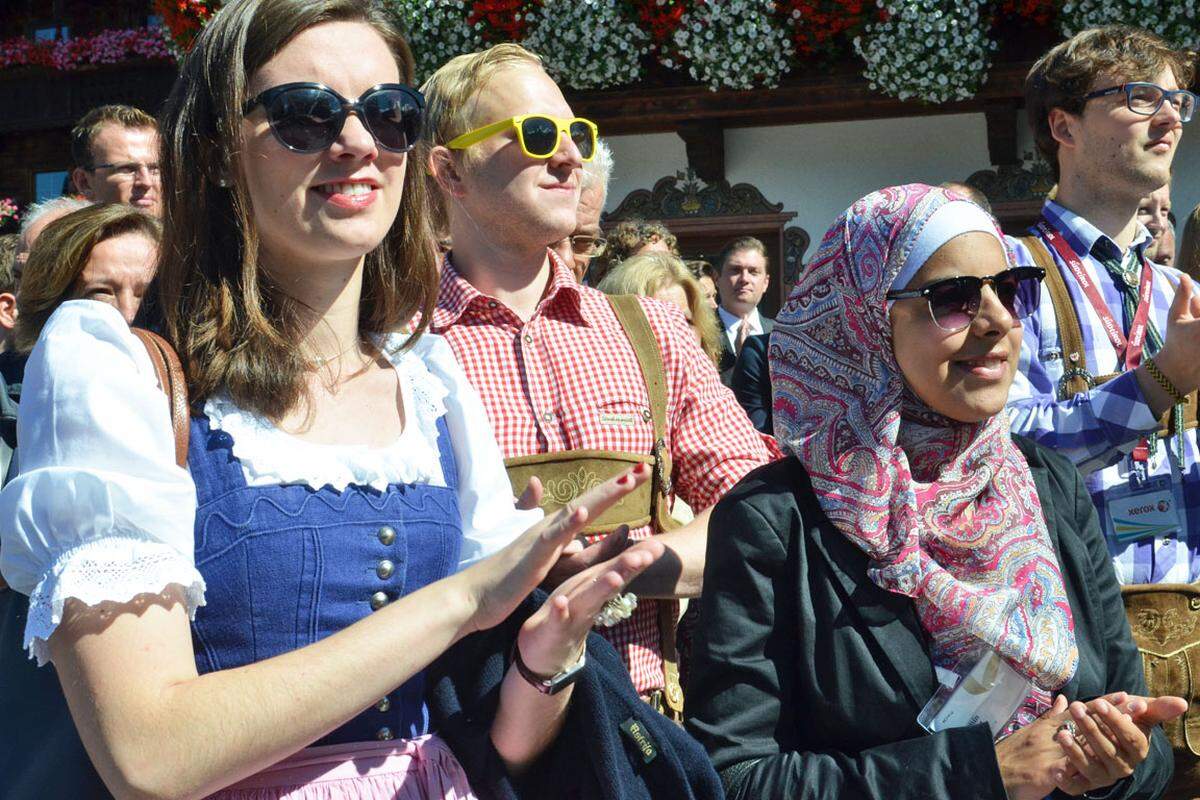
left=432, top=251, right=772, bottom=694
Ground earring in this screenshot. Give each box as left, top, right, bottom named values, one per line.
left=216, top=176, right=231, bottom=188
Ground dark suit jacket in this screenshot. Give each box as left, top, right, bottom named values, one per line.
left=685, top=437, right=1173, bottom=800
left=719, top=315, right=773, bottom=387
left=730, top=333, right=771, bottom=434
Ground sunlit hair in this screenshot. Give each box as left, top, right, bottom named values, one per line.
left=581, top=139, right=614, bottom=203
left=1026, top=25, right=1196, bottom=181
left=70, top=104, right=158, bottom=170
left=156, top=0, right=437, bottom=419
left=598, top=251, right=722, bottom=366
left=15, top=204, right=161, bottom=352
left=0, top=233, right=18, bottom=294
left=419, top=43, right=545, bottom=231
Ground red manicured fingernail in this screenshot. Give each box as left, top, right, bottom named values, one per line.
left=633, top=464, right=647, bottom=475
left=617, top=475, right=630, bottom=486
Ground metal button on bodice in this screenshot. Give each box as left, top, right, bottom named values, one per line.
left=375, top=696, right=391, bottom=713
left=376, top=726, right=394, bottom=741
left=376, top=559, right=395, bottom=580
left=377, top=526, right=397, bottom=546
left=370, top=591, right=389, bottom=611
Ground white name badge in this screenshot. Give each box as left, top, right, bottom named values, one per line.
left=918, top=648, right=1032, bottom=739
left=1106, top=476, right=1184, bottom=544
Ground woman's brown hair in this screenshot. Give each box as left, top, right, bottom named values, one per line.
left=15, top=203, right=161, bottom=352
left=156, top=0, right=437, bottom=419
left=1181, top=202, right=1200, bottom=282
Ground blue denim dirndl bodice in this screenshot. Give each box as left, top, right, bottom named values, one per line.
left=186, top=413, right=462, bottom=746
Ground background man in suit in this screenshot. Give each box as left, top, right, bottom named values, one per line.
left=715, top=236, right=773, bottom=384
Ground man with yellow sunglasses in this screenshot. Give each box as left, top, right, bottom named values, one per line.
left=423, top=44, right=772, bottom=719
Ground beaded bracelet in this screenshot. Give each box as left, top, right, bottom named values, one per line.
left=1144, top=356, right=1190, bottom=405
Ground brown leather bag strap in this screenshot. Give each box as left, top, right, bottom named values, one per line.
left=606, top=294, right=685, bottom=717
left=1019, top=235, right=1096, bottom=400
left=606, top=294, right=676, bottom=533
left=130, top=328, right=189, bottom=468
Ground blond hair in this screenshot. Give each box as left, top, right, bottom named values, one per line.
left=15, top=204, right=161, bottom=352
left=598, top=251, right=722, bottom=367
left=420, top=44, right=545, bottom=234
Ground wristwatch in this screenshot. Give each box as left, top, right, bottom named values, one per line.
left=511, top=642, right=586, bottom=695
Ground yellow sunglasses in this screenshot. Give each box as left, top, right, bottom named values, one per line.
left=446, top=114, right=598, bottom=161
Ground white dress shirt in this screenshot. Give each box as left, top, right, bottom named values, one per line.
left=718, top=305, right=764, bottom=351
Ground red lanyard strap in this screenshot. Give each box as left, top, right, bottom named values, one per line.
left=1036, top=220, right=1154, bottom=370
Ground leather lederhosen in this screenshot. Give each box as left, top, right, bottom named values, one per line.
left=502, top=294, right=684, bottom=719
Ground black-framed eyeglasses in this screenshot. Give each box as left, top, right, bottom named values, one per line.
left=242, top=82, right=425, bottom=154
left=1083, top=82, right=1196, bottom=123
left=569, top=234, right=607, bottom=257
left=886, top=266, right=1045, bottom=332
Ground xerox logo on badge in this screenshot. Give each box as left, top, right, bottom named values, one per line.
left=1159, top=499, right=1171, bottom=513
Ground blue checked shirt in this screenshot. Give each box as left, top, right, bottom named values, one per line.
left=1007, top=200, right=1200, bottom=584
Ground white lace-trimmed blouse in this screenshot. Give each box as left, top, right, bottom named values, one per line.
left=0, top=301, right=541, bottom=665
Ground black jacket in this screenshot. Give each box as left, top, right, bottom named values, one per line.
left=685, top=436, right=1173, bottom=800
left=718, top=316, right=773, bottom=387
left=729, top=333, right=771, bottom=435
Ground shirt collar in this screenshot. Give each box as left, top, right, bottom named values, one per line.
left=1041, top=199, right=1154, bottom=262
left=717, top=305, right=761, bottom=332
left=432, top=248, right=586, bottom=331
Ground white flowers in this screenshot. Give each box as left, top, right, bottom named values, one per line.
left=386, top=0, right=482, bottom=84
left=523, top=1, right=650, bottom=89
left=855, top=0, right=997, bottom=103
left=1060, top=0, right=1200, bottom=49
left=669, top=0, right=795, bottom=91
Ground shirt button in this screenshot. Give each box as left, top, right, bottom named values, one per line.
left=375, top=696, right=391, bottom=713
left=377, top=526, right=396, bottom=545
left=542, top=411, right=554, bottom=423
left=523, top=333, right=533, bottom=345
left=376, top=559, right=395, bottom=580
left=369, top=591, right=389, bottom=611
left=376, top=726, right=394, bottom=741
left=641, top=408, right=652, bottom=422
left=487, top=301, right=498, bottom=309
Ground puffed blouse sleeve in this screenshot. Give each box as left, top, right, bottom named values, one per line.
left=0, top=301, right=203, bottom=665
left=413, top=334, right=542, bottom=567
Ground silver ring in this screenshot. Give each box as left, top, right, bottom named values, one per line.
left=594, top=592, right=637, bottom=628
left=1056, top=720, right=1078, bottom=741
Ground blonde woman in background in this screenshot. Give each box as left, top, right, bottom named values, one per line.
left=599, top=251, right=723, bottom=367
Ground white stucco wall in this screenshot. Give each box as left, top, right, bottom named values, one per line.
left=605, top=111, right=1199, bottom=264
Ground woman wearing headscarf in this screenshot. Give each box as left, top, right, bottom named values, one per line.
left=685, top=184, right=1184, bottom=800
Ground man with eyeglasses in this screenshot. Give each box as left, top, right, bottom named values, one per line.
left=422, top=43, right=771, bottom=717
left=69, top=105, right=161, bottom=217
left=1006, top=26, right=1200, bottom=795
left=552, top=139, right=612, bottom=283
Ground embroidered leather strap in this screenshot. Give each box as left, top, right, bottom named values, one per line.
left=130, top=328, right=190, bottom=469
left=606, top=294, right=685, bottom=719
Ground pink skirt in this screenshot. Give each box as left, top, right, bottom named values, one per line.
left=209, top=735, right=477, bottom=800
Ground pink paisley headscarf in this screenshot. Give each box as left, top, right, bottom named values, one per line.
left=771, top=184, right=1077, bottom=727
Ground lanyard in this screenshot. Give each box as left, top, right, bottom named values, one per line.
left=1036, top=220, right=1154, bottom=370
